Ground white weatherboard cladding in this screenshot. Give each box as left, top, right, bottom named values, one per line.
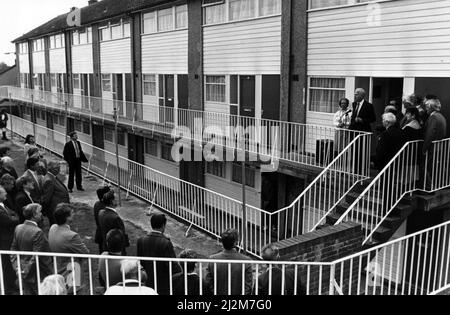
left=19, top=54, right=30, bottom=74
left=203, top=16, right=281, bottom=75
left=32, top=51, right=45, bottom=74
left=72, top=45, right=94, bottom=74
left=100, top=39, right=131, bottom=74
left=141, top=30, right=188, bottom=74
left=308, top=0, right=450, bottom=77
left=49, top=48, right=66, bottom=73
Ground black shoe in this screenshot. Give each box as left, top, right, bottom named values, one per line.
left=77, top=188, right=85, bottom=192
left=69, top=189, right=73, bottom=193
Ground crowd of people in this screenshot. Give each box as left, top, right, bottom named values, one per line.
left=0, top=133, right=304, bottom=296
left=334, top=89, right=448, bottom=183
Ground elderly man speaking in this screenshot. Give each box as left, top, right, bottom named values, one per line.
left=42, top=161, right=70, bottom=226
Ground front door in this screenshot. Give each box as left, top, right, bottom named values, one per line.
left=128, top=134, right=145, bottom=165
left=67, top=118, right=75, bottom=134
left=165, top=75, right=175, bottom=123
left=81, top=74, right=89, bottom=109
left=92, top=123, right=105, bottom=149
left=114, top=74, right=124, bottom=116
left=240, top=75, right=256, bottom=118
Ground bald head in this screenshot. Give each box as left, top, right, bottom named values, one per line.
left=355, top=88, right=367, bottom=103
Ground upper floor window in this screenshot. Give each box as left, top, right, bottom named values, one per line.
left=49, top=34, right=65, bottom=49
left=205, top=76, right=226, bottom=103
left=142, top=4, right=188, bottom=34
left=309, top=77, right=346, bottom=113
left=73, top=74, right=81, bottom=90
left=102, top=74, right=112, bottom=92
left=19, top=43, right=28, bottom=54
left=143, top=74, right=157, bottom=96
left=100, top=20, right=131, bottom=42
left=203, top=0, right=281, bottom=25
left=309, top=0, right=371, bottom=10
left=33, top=38, right=45, bottom=52
left=72, top=27, right=92, bottom=46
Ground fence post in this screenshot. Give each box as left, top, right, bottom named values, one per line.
left=9, top=93, right=13, bottom=140
left=114, top=107, right=122, bottom=207
left=329, top=264, right=336, bottom=296
left=31, top=94, right=36, bottom=139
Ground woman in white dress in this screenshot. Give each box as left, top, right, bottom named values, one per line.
left=333, top=98, right=353, bottom=152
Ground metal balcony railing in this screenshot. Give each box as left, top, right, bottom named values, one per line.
left=1, top=86, right=370, bottom=170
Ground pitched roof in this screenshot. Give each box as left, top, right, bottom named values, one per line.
left=13, top=0, right=177, bottom=42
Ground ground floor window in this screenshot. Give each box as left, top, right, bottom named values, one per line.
left=102, top=74, right=112, bottom=92
left=205, top=75, right=226, bottom=103
left=145, top=139, right=158, bottom=156
left=161, top=142, right=175, bottom=162
left=232, top=162, right=256, bottom=188
left=206, top=161, right=226, bottom=178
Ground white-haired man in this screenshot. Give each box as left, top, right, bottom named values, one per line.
left=421, top=98, right=447, bottom=189
left=0, top=156, right=18, bottom=179
left=374, top=113, right=404, bottom=170
left=350, top=88, right=376, bottom=132
left=104, top=260, right=156, bottom=296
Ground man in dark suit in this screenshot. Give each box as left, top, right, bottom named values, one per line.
left=137, top=212, right=181, bottom=295
left=255, top=245, right=306, bottom=296
left=14, top=176, right=36, bottom=224
left=21, top=157, right=42, bottom=203
left=1, top=174, right=17, bottom=212
left=41, top=161, right=70, bottom=226
left=98, top=191, right=129, bottom=255
left=350, top=88, right=376, bottom=133
left=172, top=250, right=206, bottom=296
left=94, top=186, right=111, bottom=254
left=0, top=186, right=19, bottom=294
left=10, top=203, right=52, bottom=295
left=374, top=113, right=404, bottom=170
left=63, top=132, right=88, bottom=193
left=421, top=98, right=448, bottom=189
left=205, top=229, right=253, bottom=295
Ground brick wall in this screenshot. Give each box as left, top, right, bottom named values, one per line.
left=274, top=222, right=364, bottom=295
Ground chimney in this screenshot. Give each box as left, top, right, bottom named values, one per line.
left=88, top=0, right=98, bottom=5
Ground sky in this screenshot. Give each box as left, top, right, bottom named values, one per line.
left=0, top=0, right=88, bottom=65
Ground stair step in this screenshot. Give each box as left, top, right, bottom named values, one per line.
left=326, top=212, right=341, bottom=225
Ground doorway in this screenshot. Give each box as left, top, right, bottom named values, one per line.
left=128, top=134, right=145, bottom=165
left=240, top=75, right=256, bottom=118
left=372, top=78, right=404, bottom=126
left=113, top=74, right=124, bottom=116
left=158, top=74, right=175, bottom=124
left=67, top=118, right=75, bottom=134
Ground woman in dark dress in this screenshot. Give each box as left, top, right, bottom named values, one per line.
left=402, top=107, right=422, bottom=142
left=93, top=185, right=111, bottom=254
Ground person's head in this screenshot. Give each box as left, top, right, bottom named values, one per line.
left=69, top=132, right=78, bottom=141
left=120, top=260, right=143, bottom=281
left=405, top=107, right=420, bottom=123
left=0, top=147, right=10, bottom=158
left=425, top=94, right=438, bottom=103
left=26, top=157, right=40, bottom=172
left=261, top=244, right=281, bottom=262
left=25, top=135, right=35, bottom=145
left=96, top=185, right=111, bottom=203
left=382, top=113, right=397, bottom=129
left=0, top=174, right=15, bottom=192
left=16, top=176, right=34, bottom=192
left=384, top=105, right=398, bottom=115
left=106, top=229, right=125, bottom=254
left=102, top=190, right=117, bottom=208
left=338, top=98, right=350, bottom=110
left=36, top=160, right=47, bottom=176
left=0, top=186, right=7, bottom=203
left=354, top=88, right=366, bottom=103
left=179, top=250, right=199, bottom=274
left=1, top=156, right=14, bottom=169
left=425, top=98, right=441, bottom=114
left=150, top=212, right=167, bottom=232
left=47, top=161, right=61, bottom=176
left=220, top=229, right=239, bottom=251
left=54, top=203, right=74, bottom=226
left=40, top=275, right=67, bottom=296
left=23, top=203, right=43, bottom=223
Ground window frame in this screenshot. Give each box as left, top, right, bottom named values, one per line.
left=161, top=142, right=175, bottom=162
left=73, top=74, right=81, bottom=90
left=145, top=139, right=158, bottom=156
left=101, top=74, right=112, bottom=92
left=308, top=77, right=346, bottom=114
left=308, top=0, right=372, bottom=11
left=143, top=74, right=157, bottom=97
left=205, top=75, right=227, bottom=103
left=206, top=161, right=227, bottom=179
left=232, top=162, right=256, bottom=188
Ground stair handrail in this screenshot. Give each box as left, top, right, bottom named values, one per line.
left=335, top=140, right=423, bottom=245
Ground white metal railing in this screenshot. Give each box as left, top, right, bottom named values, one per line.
left=2, top=220, right=449, bottom=295
left=336, top=141, right=422, bottom=244
left=270, top=133, right=371, bottom=241
left=331, top=219, right=450, bottom=295
left=337, top=139, right=450, bottom=245
left=10, top=115, right=371, bottom=256
left=1, top=86, right=370, bottom=170
left=0, top=250, right=333, bottom=296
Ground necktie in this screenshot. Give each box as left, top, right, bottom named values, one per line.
left=73, top=141, right=80, bottom=158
